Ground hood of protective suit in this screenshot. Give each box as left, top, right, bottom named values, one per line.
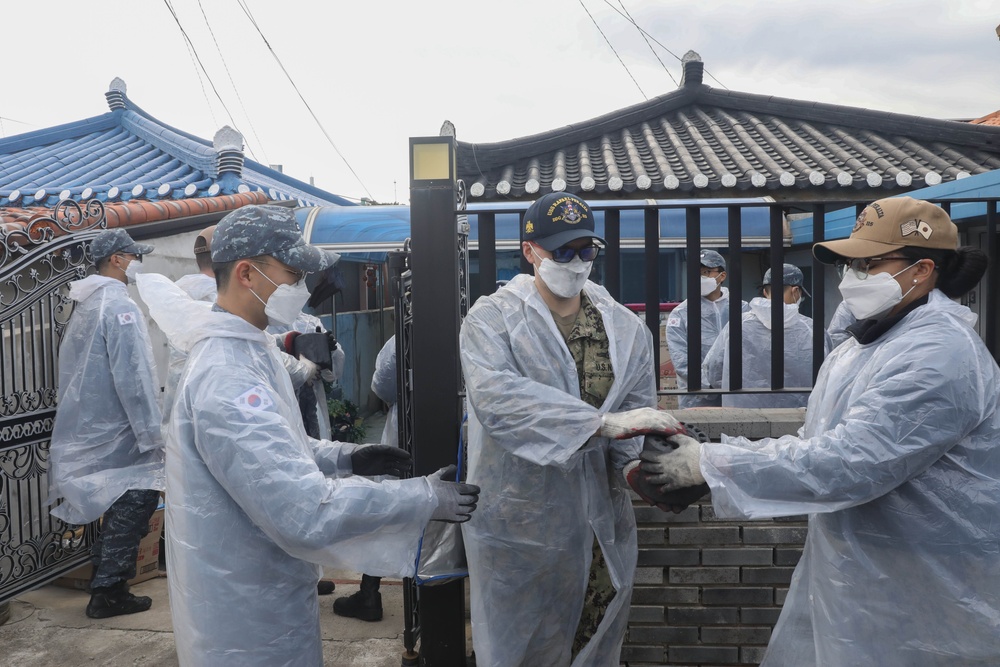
left=748, top=296, right=800, bottom=330
left=68, top=274, right=121, bottom=302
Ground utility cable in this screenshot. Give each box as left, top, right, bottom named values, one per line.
left=578, top=0, right=647, bottom=100
left=618, top=0, right=677, bottom=87
left=195, top=0, right=268, bottom=164
left=235, top=0, right=375, bottom=201
left=161, top=0, right=252, bottom=153
left=600, top=0, right=728, bottom=89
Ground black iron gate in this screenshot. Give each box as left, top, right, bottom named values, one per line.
left=0, top=199, right=108, bottom=604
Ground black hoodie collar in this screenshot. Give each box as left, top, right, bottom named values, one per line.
left=846, top=295, right=929, bottom=345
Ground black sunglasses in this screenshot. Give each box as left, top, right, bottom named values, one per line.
left=549, top=243, right=603, bottom=264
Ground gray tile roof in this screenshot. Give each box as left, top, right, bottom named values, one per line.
left=457, top=53, right=1000, bottom=202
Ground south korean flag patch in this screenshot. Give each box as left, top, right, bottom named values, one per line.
left=117, top=312, right=137, bottom=325
left=235, top=385, right=275, bottom=417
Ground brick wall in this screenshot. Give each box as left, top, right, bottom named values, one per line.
left=621, top=408, right=808, bottom=666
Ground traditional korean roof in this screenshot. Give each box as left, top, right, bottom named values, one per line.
left=0, top=192, right=271, bottom=266
left=971, top=111, right=1000, bottom=127
left=457, top=52, right=1000, bottom=202
left=0, top=78, right=354, bottom=209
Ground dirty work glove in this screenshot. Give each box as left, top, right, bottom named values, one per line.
left=623, top=460, right=709, bottom=513
left=428, top=465, right=480, bottom=523
left=291, top=332, right=333, bottom=369
left=600, top=407, right=682, bottom=440
left=639, top=432, right=705, bottom=490
left=297, top=356, right=319, bottom=383
left=351, top=444, right=412, bottom=477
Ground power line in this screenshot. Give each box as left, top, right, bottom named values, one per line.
left=578, top=0, right=647, bottom=100
left=599, top=0, right=728, bottom=89
left=234, top=0, right=375, bottom=201
left=618, top=0, right=677, bottom=87
left=196, top=0, right=270, bottom=165
left=161, top=0, right=259, bottom=160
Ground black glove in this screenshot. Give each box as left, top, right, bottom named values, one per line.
left=624, top=460, right=709, bottom=513
left=428, top=465, right=480, bottom=523
left=292, top=332, right=333, bottom=369
left=351, top=445, right=412, bottom=477
left=325, top=331, right=339, bottom=353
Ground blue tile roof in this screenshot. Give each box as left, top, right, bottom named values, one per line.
left=0, top=83, right=354, bottom=208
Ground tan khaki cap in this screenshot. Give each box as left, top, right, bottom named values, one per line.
left=193, top=225, right=217, bottom=255
left=813, top=197, right=958, bottom=264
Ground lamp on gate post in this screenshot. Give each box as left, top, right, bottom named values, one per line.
left=408, top=135, right=467, bottom=666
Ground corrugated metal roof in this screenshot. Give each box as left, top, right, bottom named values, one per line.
left=0, top=78, right=354, bottom=209
left=458, top=53, right=1000, bottom=202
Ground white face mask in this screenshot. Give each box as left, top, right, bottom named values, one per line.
left=122, top=258, right=143, bottom=284
left=250, top=264, right=310, bottom=327
left=838, top=261, right=920, bottom=320
left=700, top=275, right=719, bottom=296
left=531, top=247, right=592, bottom=298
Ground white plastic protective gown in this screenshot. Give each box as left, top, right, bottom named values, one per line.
left=826, top=299, right=857, bottom=348
left=702, top=297, right=830, bottom=408
left=48, top=275, right=164, bottom=525
left=142, top=277, right=438, bottom=667
left=665, top=287, right=748, bottom=408
left=460, top=274, right=654, bottom=667
left=371, top=337, right=398, bottom=448
left=174, top=272, right=217, bottom=302
left=158, top=274, right=217, bottom=425
left=702, top=290, right=1000, bottom=666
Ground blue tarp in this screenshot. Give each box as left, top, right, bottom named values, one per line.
left=298, top=198, right=775, bottom=262
left=791, top=169, right=1000, bottom=245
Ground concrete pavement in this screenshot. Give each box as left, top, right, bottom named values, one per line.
left=0, top=570, right=413, bottom=667
left=0, top=411, right=434, bottom=667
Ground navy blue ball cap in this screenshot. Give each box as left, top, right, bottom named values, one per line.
left=521, top=192, right=604, bottom=251
left=90, top=228, right=154, bottom=261
left=763, top=263, right=811, bottom=297
left=211, top=205, right=336, bottom=273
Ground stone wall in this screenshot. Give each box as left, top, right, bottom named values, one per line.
left=622, top=409, right=808, bottom=666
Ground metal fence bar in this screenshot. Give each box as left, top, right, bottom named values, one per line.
left=811, top=202, right=827, bottom=382
left=685, top=206, right=702, bottom=392
left=644, top=207, right=660, bottom=372
left=478, top=212, right=496, bottom=297
left=727, top=205, right=743, bottom=392
left=605, top=208, right=621, bottom=301
left=769, top=205, right=785, bottom=390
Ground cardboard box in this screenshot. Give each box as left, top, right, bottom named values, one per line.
left=54, top=507, right=164, bottom=590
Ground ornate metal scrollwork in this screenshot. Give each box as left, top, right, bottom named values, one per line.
left=0, top=199, right=103, bottom=601
left=1, top=199, right=106, bottom=267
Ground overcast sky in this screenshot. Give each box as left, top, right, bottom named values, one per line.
left=3, top=1, right=997, bottom=204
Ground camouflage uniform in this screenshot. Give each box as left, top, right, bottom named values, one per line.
left=558, top=294, right=617, bottom=659
left=90, top=489, right=160, bottom=590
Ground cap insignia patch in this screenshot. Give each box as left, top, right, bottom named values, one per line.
left=900, top=219, right=933, bottom=240
left=524, top=221, right=534, bottom=234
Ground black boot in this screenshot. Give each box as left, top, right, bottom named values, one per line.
left=333, top=574, right=383, bottom=622
left=86, top=582, right=152, bottom=619
left=317, top=579, right=336, bottom=595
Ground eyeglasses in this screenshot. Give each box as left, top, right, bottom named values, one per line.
left=548, top=243, right=603, bottom=264
left=251, top=260, right=306, bottom=285
left=836, top=256, right=908, bottom=280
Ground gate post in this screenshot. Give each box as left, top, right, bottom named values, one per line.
left=408, top=136, right=467, bottom=665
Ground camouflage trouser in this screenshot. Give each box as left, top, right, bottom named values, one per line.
left=90, top=489, right=160, bottom=590
left=571, top=536, right=616, bottom=660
